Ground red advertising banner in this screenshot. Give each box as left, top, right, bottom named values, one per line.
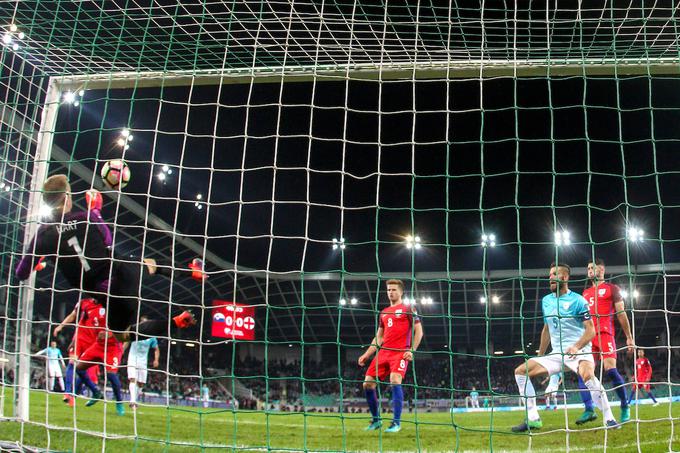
left=212, top=300, right=256, bottom=340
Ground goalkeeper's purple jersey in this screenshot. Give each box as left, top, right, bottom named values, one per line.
left=16, top=209, right=113, bottom=293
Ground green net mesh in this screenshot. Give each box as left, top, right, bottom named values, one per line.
left=1, top=2, right=679, bottom=452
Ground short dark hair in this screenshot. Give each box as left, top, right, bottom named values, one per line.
left=588, top=258, right=605, bottom=267
left=550, top=262, right=571, bottom=275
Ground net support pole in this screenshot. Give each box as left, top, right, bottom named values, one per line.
left=15, top=77, right=61, bottom=421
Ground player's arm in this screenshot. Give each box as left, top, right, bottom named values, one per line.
left=15, top=235, right=44, bottom=281
left=152, top=345, right=160, bottom=368
left=538, top=323, right=551, bottom=356
left=53, top=308, right=78, bottom=337
left=566, top=318, right=595, bottom=355
left=613, top=291, right=635, bottom=352
left=358, top=327, right=384, bottom=366
left=35, top=348, right=47, bottom=356
left=403, top=322, right=423, bottom=361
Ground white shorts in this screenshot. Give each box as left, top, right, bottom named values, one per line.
left=531, top=350, right=594, bottom=376
left=48, top=366, right=63, bottom=378
left=545, top=384, right=560, bottom=394
left=127, top=365, right=148, bottom=384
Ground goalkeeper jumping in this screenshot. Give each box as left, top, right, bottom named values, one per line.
left=16, top=174, right=201, bottom=342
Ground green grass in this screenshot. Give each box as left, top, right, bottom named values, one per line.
left=2, top=389, right=679, bottom=452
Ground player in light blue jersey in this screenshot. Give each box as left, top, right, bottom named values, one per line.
left=36, top=341, right=65, bottom=391
left=201, top=384, right=210, bottom=408
left=542, top=372, right=562, bottom=410
left=512, top=263, right=619, bottom=432
left=125, top=328, right=160, bottom=409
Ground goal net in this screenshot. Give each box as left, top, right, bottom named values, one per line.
left=1, top=1, right=679, bottom=451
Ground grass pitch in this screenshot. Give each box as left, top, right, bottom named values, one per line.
left=1, top=389, right=679, bottom=452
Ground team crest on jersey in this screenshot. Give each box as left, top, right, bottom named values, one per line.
left=395, top=309, right=402, bottom=318
left=598, top=288, right=607, bottom=296
left=562, top=302, right=571, bottom=311
left=98, top=308, right=106, bottom=316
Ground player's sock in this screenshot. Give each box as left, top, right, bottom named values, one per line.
left=585, top=377, right=615, bottom=421
left=391, top=385, right=403, bottom=424
left=647, top=391, right=658, bottom=403
left=605, top=368, right=628, bottom=408
left=49, top=377, right=55, bottom=391
left=64, top=363, right=74, bottom=394
left=76, top=369, right=100, bottom=394
left=577, top=375, right=595, bottom=411
left=58, top=377, right=65, bottom=392
left=514, top=374, right=540, bottom=421
left=107, top=373, right=123, bottom=402
left=75, top=377, right=84, bottom=395
left=365, top=388, right=380, bottom=422
left=129, top=382, right=137, bottom=404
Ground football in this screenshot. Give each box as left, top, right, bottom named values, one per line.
left=100, top=159, right=131, bottom=190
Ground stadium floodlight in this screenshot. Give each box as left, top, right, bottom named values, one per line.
left=514, top=350, right=524, bottom=354
left=63, top=91, right=76, bottom=104
left=157, top=172, right=166, bottom=181
left=11, top=43, right=18, bottom=51
left=339, top=298, right=347, bottom=306
left=480, top=296, right=487, bottom=304
left=405, top=234, right=422, bottom=250
left=18, top=32, right=24, bottom=39
left=350, top=298, right=358, bottom=305
left=38, top=204, right=52, bottom=218
left=196, top=193, right=203, bottom=200
left=481, top=233, right=496, bottom=248
left=332, top=237, right=346, bottom=250
left=627, top=227, right=644, bottom=243
left=2, top=33, right=10, bottom=45
left=421, top=297, right=433, bottom=305
left=491, top=295, right=500, bottom=304
left=554, top=230, right=571, bottom=246
left=162, top=164, right=169, bottom=172
left=493, top=351, right=503, bottom=355
left=620, top=289, right=628, bottom=299
left=9, top=24, right=17, bottom=32
left=118, top=129, right=133, bottom=150
left=633, top=289, right=640, bottom=299
left=186, top=342, right=195, bottom=348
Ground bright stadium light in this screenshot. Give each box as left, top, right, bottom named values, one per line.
left=118, top=129, right=133, bottom=150
left=332, top=237, right=346, bottom=250
left=554, top=230, right=571, bottom=246
left=421, top=297, right=433, bottom=305
left=481, top=233, right=496, bottom=248
left=627, top=227, right=644, bottom=243
left=350, top=298, right=358, bottom=305
left=514, top=350, right=524, bottom=354
left=494, top=351, right=503, bottom=355
left=339, top=298, right=347, bottom=306
left=186, top=342, right=195, bottom=348
left=38, top=204, right=52, bottom=218
left=480, top=296, right=487, bottom=304
left=492, top=295, right=500, bottom=304
left=11, top=42, right=18, bottom=51
left=63, top=91, right=76, bottom=104
left=18, top=32, right=24, bottom=40
left=162, top=164, right=169, bottom=172
left=157, top=172, right=166, bottom=181
left=196, top=193, right=203, bottom=200
left=2, top=33, right=11, bottom=45
left=405, top=234, right=422, bottom=250
left=620, top=289, right=628, bottom=299
left=9, top=24, right=17, bottom=32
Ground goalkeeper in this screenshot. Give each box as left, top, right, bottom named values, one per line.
left=16, top=174, right=202, bottom=341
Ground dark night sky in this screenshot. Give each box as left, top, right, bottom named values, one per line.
left=52, top=75, right=680, bottom=276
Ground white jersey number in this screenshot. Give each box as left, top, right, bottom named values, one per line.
left=387, top=318, right=393, bottom=328
left=67, top=236, right=91, bottom=272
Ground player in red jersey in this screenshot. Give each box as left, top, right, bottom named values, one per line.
left=358, top=279, right=423, bottom=433
left=628, top=349, right=659, bottom=406
left=54, top=298, right=103, bottom=406
left=577, top=259, right=635, bottom=425
left=55, top=298, right=126, bottom=415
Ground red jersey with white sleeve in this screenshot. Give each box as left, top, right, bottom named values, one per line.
left=635, top=357, right=653, bottom=383
left=582, top=282, right=622, bottom=336
left=379, top=303, right=420, bottom=351
left=73, top=298, right=106, bottom=355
